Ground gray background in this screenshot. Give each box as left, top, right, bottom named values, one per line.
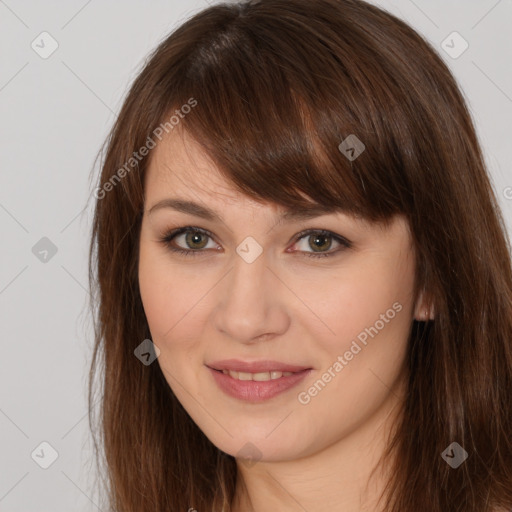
left=0, top=1, right=511, bottom=510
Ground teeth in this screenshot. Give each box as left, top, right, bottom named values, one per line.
left=221, top=370, right=295, bottom=381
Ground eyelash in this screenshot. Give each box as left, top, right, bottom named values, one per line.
left=158, top=226, right=352, bottom=259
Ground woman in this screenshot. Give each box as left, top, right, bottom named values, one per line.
left=88, top=0, right=512, bottom=510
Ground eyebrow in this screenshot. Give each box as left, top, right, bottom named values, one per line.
left=147, top=198, right=341, bottom=222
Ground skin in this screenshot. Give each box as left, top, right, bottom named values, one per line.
left=138, top=128, right=432, bottom=511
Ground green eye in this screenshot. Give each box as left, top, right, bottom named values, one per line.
left=292, top=230, right=349, bottom=257
left=159, top=226, right=351, bottom=259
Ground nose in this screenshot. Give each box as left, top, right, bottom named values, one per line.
left=212, top=249, right=290, bottom=344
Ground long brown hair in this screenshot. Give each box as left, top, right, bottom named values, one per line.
left=87, top=0, right=512, bottom=510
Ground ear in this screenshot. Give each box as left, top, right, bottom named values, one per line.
left=414, top=289, right=435, bottom=322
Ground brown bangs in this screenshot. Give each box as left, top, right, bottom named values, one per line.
left=146, top=1, right=426, bottom=223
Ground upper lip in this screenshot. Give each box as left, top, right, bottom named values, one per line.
left=207, top=359, right=311, bottom=373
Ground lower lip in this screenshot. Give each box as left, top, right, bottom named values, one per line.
left=207, top=367, right=312, bottom=402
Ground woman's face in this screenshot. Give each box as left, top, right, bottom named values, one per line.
left=138, top=129, right=424, bottom=463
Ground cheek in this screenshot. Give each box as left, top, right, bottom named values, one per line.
left=138, top=248, right=207, bottom=395
left=349, top=267, right=414, bottom=381
left=298, top=256, right=414, bottom=402
left=138, top=253, right=172, bottom=337
left=305, top=252, right=415, bottom=361
left=292, top=256, right=414, bottom=441
left=138, top=245, right=199, bottom=343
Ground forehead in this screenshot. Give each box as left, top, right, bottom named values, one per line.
left=145, top=128, right=329, bottom=225
left=145, top=128, right=241, bottom=202
left=145, top=128, right=356, bottom=227
left=143, top=128, right=391, bottom=234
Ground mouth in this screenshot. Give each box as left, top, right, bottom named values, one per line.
left=207, top=359, right=311, bottom=374
left=206, top=360, right=312, bottom=402
left=215, top=369, right=297, bottom=381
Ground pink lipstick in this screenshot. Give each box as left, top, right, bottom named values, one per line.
left=206, top=359, right=312, bottom=402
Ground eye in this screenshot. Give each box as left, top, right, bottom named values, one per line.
left=289, top=229, right=351, bottom=258
left=158, top=226, right=351, bottom=258
left=159, top=226, right=218, bottom=257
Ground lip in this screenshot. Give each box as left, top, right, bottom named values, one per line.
left=206, top=361, right=312, bottom=402
left=207, top=359, right=311, bottom=373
